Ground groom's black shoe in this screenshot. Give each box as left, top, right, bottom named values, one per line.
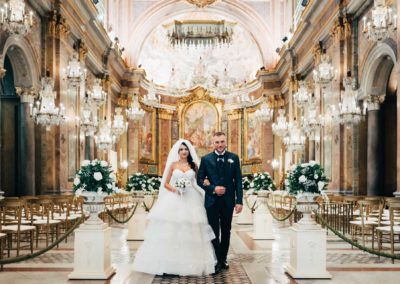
left=220, top=261, right=229, bottom=269
left=212, top=264, right=221, bottom=275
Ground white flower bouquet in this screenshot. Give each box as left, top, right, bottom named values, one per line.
left=73, top=159, right=116, bottom=195
left=174, top=177, right=191, bottom=194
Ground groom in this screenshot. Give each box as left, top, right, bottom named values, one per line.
left=198, top=132, right=243, bottom=272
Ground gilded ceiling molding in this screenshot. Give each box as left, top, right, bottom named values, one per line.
left=185, top=0, right=219, bottom=8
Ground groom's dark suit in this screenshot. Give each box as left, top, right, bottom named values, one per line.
left=197, top=151, right=242, bottom=265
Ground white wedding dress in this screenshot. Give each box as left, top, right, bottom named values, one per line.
left=133, top=168, right=216, bottom=276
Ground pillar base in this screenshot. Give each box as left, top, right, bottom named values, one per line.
left=127, top=206, right=147, bottom=241
left=252, top=204, right=274, bottom=240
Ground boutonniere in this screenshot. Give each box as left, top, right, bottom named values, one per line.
left=227, top=158, right=234, bottom=164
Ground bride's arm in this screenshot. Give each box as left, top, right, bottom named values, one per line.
left=195, top=164, right=210, bottom=186
left=164, top=163, right=177, bottom=193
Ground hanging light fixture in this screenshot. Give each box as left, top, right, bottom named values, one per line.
left=111, top=107, right=128, bottom=137
left=126, top=94, right=145, bottom=121
left=0, top=0, right=33, bottom=35
left=313, top=52, right=336, bottom=87
left=254, top=95, right=273, bottom=122
left=95, top=118, right=114, bottom=150
left=301, top=106, right=322, bottom=140
left=293, top=80, right=310, bottom=108
left=30, top=77, right=66, bottom=131
left=87, top=78, right=107, bottom=108
left=79, top=95, right=98, bottom=136
left=336, top=73, right=362, bottom=126
left=64, top=52, right=86, bottom=87
left=283, top=118, right=306, bottom=152
left=363, top=0, right=397, bottom=43
left=272, top=109, right=289, bottom=137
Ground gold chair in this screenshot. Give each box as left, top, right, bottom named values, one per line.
left=376, top=202, right=400, bottom=263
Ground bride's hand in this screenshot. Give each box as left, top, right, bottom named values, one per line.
left=203, top=178, right=210, bottom=186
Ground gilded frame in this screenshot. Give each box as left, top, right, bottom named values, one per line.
left=180, top=100, right=221, bottom=157
left=227, top=110, right=241, bottom=160
left=244, top=108, right=262, bottom=163
left=139, top=106, right=156, bottom=163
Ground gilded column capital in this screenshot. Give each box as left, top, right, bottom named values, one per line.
left=47, top=10, right=70, bottom=39
left=312, top=43, right=322, bottom=62
left=15, top=87, right=36, bottom=104
left=78, top=40, right=88, bottom=60
left=159, top=109, right=174, bottom=120
left=366, top=94, right=385, bottom=111
left=0, top=68, right=6, bottom=79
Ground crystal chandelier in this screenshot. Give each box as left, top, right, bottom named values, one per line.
left=166, top=20, right=234, bottom=49
left=255, top=98, right=273, bottom=122
left=95, top=118, right=114, bottom=150
left=313, top=53, right=336, bottom=87
left=272, top=109, right=289, bottom=137
left=87, top=78, right=107, bottom=108
left=363, top=0, right=397, bottom=43
left=293, top=80, right=310, bottom=108
left=336, top=74, right=362, bottom=126
left=64, top=52, right=86, bottom=87
left=126, top=94, right=145, bottom=121
left=79, top=96, right=98, bottom=136
left=283, top=119, right=306, bottom=152
left=301, top=107, right=322, bottom=140
left=0, top=0, right=33, bottom=35
left=111, top=107, right=128, bottom=137
left=30, top=77, right=66, bottom=131
left=143, top=81, right=160, bottom=107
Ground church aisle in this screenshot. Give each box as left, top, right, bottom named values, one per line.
left=1, top=216, right=400, bottom=284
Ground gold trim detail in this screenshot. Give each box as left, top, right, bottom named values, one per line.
left=185, top=0, right=218, bottom=8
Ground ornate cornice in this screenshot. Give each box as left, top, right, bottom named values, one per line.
left=185, top=0, right=218, bottom=8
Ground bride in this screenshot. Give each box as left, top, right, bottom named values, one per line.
left=133, top=139, right=216, bottom=276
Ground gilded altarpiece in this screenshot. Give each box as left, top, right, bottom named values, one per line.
left=178, top=87, right=222, bottom=158
left=139, top=106, right=157, bottom=175
left=227, top=111, right=241, bottom=159
left=159, top=110, right=173, bottom=175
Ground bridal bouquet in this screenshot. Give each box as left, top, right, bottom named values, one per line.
left=175, top=178, right=191, bottom=194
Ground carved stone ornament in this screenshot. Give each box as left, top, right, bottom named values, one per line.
left=185, top=0, right=218, bottom=8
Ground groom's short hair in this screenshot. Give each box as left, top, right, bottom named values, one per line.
left=214, top=131, right=226, bottom=137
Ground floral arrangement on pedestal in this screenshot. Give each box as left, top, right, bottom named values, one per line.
left=73, top=160, right=116, bottom=195
left=242, top=176, right=251, bottom=191
left=286, top=161, right=328, bottom=195
left=245, top=172, right=276, bottom=195
left=126, top=173, right=161, bottom=192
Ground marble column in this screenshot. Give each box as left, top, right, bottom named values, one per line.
left=366, top=95, right=384, bottom=196
left=309, top=140, right=315, bottom=161
left=15, top=87, right=36, bottom=196
left=0, top=68, right=5, bottom=195
left=396, top=2, right=400, bottom=197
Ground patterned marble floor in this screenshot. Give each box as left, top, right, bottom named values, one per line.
left=1, top=216, right=400, bottom=284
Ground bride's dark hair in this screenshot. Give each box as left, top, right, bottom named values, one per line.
left=179, top=142, right=196, bottom=170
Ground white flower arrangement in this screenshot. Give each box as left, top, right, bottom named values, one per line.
left=174, top=177, right=191, bottom=194
left=73, top=159, right=116, bottom=195
left=126, top=173, right=162, bottom=192
left=286, top=161, right=329, bottom=195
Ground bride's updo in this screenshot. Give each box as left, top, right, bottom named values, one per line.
left=179, top=142, right=196, bottom=170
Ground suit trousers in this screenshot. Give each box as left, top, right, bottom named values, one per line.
left=206, top=196, right=234, bottom=264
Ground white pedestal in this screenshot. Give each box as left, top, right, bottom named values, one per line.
left=237, top=196, right=255, bottom=225
left=252, top=204, right=274, bottom=240
left=69, top=222, right=115, bottom=279
left=127, top=204, right=147, bottom=241
left=285, top=222, right=331, bottom=279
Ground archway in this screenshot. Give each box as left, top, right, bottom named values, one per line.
left=0, top=38, right=38, bottom=197
left=360, top=42, right=397, bottom=196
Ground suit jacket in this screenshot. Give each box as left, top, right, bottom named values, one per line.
left=197, top=151, right=243, bottom=208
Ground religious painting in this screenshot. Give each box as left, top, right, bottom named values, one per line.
left=228, top=117, right=241, bottom=158
left=244, top=109, right=262, bottom=163
left=182, top=101, right=218, bottom=157
left=140, top=109, right=156, bottom=162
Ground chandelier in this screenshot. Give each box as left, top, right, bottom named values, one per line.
left=126, top=94, right=145, bottom=121
left=272, top=109, right=289, bottom=137
left=79, top=96, right=98, bottom=136
left=255, top=97, right=273, bottom=122
left=301, top=107, right=322, bottom=140
left=111, top=107, right=128, bottom=137
left=293, top=80, right=310, bottom=108
left=313, top=53, right=336, bottom=87
left=0, top=0, right=33, bottom=35
left=87, top=78, right=107, bottom=108
left=283, top=119, right=306, bottom=152
left=143, top=81, right=160, bottom=107
left=336, top=74, right=362, bottom=126
left=185, top=0, right=218, bottom=8
left=64, top=52, right=86, bottom=87
left=363, top=0, right=397, bottom=43
left=95, top=118, right=114, bottom=150
left=30, top=77, right=66, bottom=131
left=166, top=20, right=234, bottom=49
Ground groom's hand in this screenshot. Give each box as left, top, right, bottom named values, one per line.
left=235, top=204, right=243, bottom=214
left=214, top=186, right=226, bottom=196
